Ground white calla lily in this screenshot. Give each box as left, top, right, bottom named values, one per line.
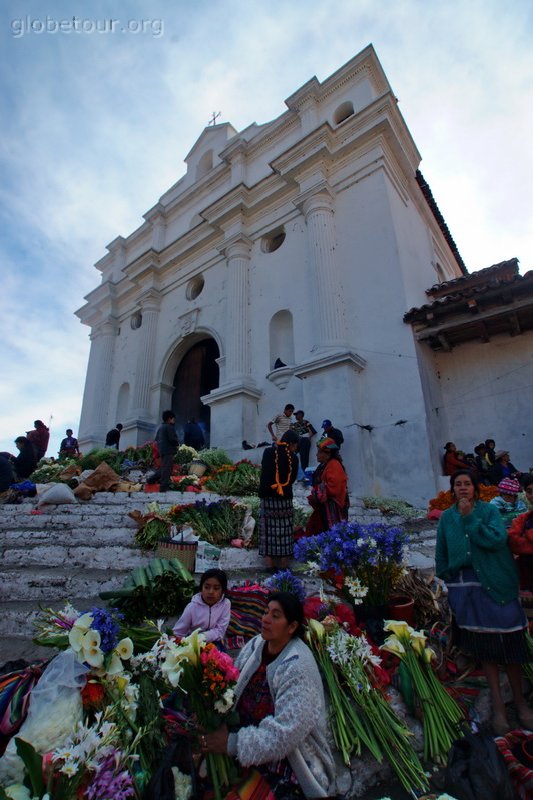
left=116, top=637, right=134, bottom=660
left=106, top=652, right=124, bottom=675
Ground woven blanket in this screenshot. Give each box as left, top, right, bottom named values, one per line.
left=495, top=730, right=533, bottom=800
left=223, top=584, right=269, bottom=650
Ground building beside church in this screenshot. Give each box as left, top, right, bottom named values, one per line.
left=76, top=45, right=533, bottom=506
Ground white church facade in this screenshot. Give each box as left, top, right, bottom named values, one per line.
left=76, top=45, right=533, bottom=507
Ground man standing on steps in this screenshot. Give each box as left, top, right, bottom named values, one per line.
left=155, top=410, right=179, bottom=492
left=267, top=404, right=295, bottom=442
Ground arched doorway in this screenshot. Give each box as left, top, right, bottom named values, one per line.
left=171, top=338, right=219, bottom=446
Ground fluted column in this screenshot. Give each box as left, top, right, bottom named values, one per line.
left=131, top=290, right=161, bottom=420
left=78, top=319, right=117, bottom=444
left=301, top=189, right=346, bottom=348
left=224, top=236, right=252, bottom=382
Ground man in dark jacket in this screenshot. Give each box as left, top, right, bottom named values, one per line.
left=155, top=410, right=179, bottom=492
left=321, top=419, right=344, bottom=449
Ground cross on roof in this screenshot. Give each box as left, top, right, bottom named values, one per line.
left=208, top=111, right=221, bottom=126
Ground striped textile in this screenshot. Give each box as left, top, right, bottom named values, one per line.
left=223, top=585, right=269, bottom=650
left=495, top=730, right=533, bottom=799
left=259, top=498, right=294, bottom=557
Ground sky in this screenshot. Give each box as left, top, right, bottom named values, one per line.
left=1, top=0, right=532, bottom=459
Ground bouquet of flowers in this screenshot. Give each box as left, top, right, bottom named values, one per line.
left=381, top=620, right=466, bottom=763
left=294, top=521, right=409, bottom=607
left=264, top=569, right=306, bottom=602
left=306, top=619, right=429, bottom=795
left=157, top=630, right=240, bottom=800
left=33, top=604, right=161, bottom=662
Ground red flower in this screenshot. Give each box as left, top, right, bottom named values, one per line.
left=81, top=680, right=106, bottom=709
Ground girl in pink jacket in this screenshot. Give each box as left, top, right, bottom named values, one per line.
left=173, top=568, right=231, bottom=644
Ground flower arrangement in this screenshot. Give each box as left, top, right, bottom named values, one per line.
left=294, top=521, right=409, bottom=607
left=306, top=619, right=429, bottom=796
left=381, top=620, right=466, bottom=763
left=174, top=445, right=199, bottom=466
left=170, top=474, right=202, bottom=492
left=264, top=569, right=307, bottom=602
left=154, top=630, right=239, bottom=800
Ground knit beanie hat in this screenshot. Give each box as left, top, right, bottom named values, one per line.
left=498, top=477, right=520, bottom=495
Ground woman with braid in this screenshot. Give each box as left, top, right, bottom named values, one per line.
left=258, top=430, right=299, bottom=570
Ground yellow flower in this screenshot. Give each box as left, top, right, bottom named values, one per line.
left=380, top=635, right=406, bottom=657
left=307, top=618, right=326, bottom=641
left=383, top=620, right=413, bottom=641
left=409, top=630, right=427, bottom=656
left=422, top=647, right=436, bottom=665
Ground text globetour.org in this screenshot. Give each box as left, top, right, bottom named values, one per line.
left=11, top=16, right=164, bottom=38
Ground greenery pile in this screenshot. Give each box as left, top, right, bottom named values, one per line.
left=203, top=460, right=261, bottom=496
left=362, top=495, right=422, bottom=518
left=100, top=558, right=194, bottom=622
left=79, top=448, right=124, bottom=473
left=169, top=498, right=248, bottom=545
left=195, top=447, right=232, bottom=470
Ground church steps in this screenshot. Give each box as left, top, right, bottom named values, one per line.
left=0, top=491, right=437, bottom=663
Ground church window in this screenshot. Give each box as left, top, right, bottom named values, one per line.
left=186, top=275, right=205, bottom=300
left=269, top=310, right=295, bottom=369
left=333, top=101, right=355, bottom=125
left=261, top=228, right=286, bottom=253
left=130, top=311, right=142, bottom=329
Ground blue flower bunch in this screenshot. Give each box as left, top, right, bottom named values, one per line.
left=294, top=522, right=409, bottom=606
left=90, top=607, right=124, bottom=654
left=264, top=569, right=307, bottom=603
left=193, top=498, right=230, bottom=514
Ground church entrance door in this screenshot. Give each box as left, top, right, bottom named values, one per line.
left=172, top=338, right=219, bottom=447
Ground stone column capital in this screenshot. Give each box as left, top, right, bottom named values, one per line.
left=90, top=318, right=119, bottom=340
left=138, top=288, right=162, bottom=313
left=218, top=234, right=253, bottom=261
left=294, top=183, right=336, bottom=218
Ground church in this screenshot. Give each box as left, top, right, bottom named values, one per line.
left=76, top=45, right=533, bottom=506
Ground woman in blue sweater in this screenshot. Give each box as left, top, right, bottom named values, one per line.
left=436, top=469, right=533, bottom=735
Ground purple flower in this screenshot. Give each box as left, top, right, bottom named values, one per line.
left=90, top=607, right=123, bottom=654
left=86, top=753, right=135, bottom=800
left=264, top=569, right=306, bottom=602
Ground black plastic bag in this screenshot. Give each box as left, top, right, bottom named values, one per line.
left=143, top=738, right=198, bottom=800
left=444, top=730, right=515, bottom=800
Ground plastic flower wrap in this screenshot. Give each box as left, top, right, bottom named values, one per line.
left=381, top=620, right=466, bottom=763
left=294, top=521, right=409, bottom=606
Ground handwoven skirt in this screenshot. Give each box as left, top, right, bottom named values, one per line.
left=447, top=568, right=529, bottom=664
left=259, top=498, right=294, bottom=558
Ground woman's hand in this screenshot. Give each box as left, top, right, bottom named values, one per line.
left=200, top=723, right=229, bottom=755
left=457, top=497, right=474, bottom=516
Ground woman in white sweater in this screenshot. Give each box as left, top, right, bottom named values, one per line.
left=200, top=592, right=335, bottom=799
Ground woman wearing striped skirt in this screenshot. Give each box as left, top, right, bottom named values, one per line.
left=436, top=469, right=533, bottom=736
left=258, top=430, right=299, bottom=571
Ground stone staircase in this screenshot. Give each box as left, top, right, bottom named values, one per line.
left=0, top=487, right=437, bottom=664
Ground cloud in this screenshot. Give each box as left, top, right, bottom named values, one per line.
left=1, top=0, right=532, bottom=459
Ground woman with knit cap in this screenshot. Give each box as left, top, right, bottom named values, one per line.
left=436, top=469, right=533, bottom=735
left=258, top=430, right=299, bottom=570
left=305, top=438, right=348, bottom=536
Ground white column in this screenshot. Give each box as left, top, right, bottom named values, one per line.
left=301, top=190, right=347, bottom=348
left=78, top=319, right=117, bottom=445
left=224, top=236, right=252, bottom=382
left=131, top=290, right=161, bottom=420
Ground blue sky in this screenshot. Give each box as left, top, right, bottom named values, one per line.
left=1, top=0, right=532, bottom=458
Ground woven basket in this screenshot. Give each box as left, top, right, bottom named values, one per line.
left=155, top=538, right=197, bottom=572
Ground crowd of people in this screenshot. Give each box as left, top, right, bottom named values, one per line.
left=443, top=438, right=523, bottom=485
